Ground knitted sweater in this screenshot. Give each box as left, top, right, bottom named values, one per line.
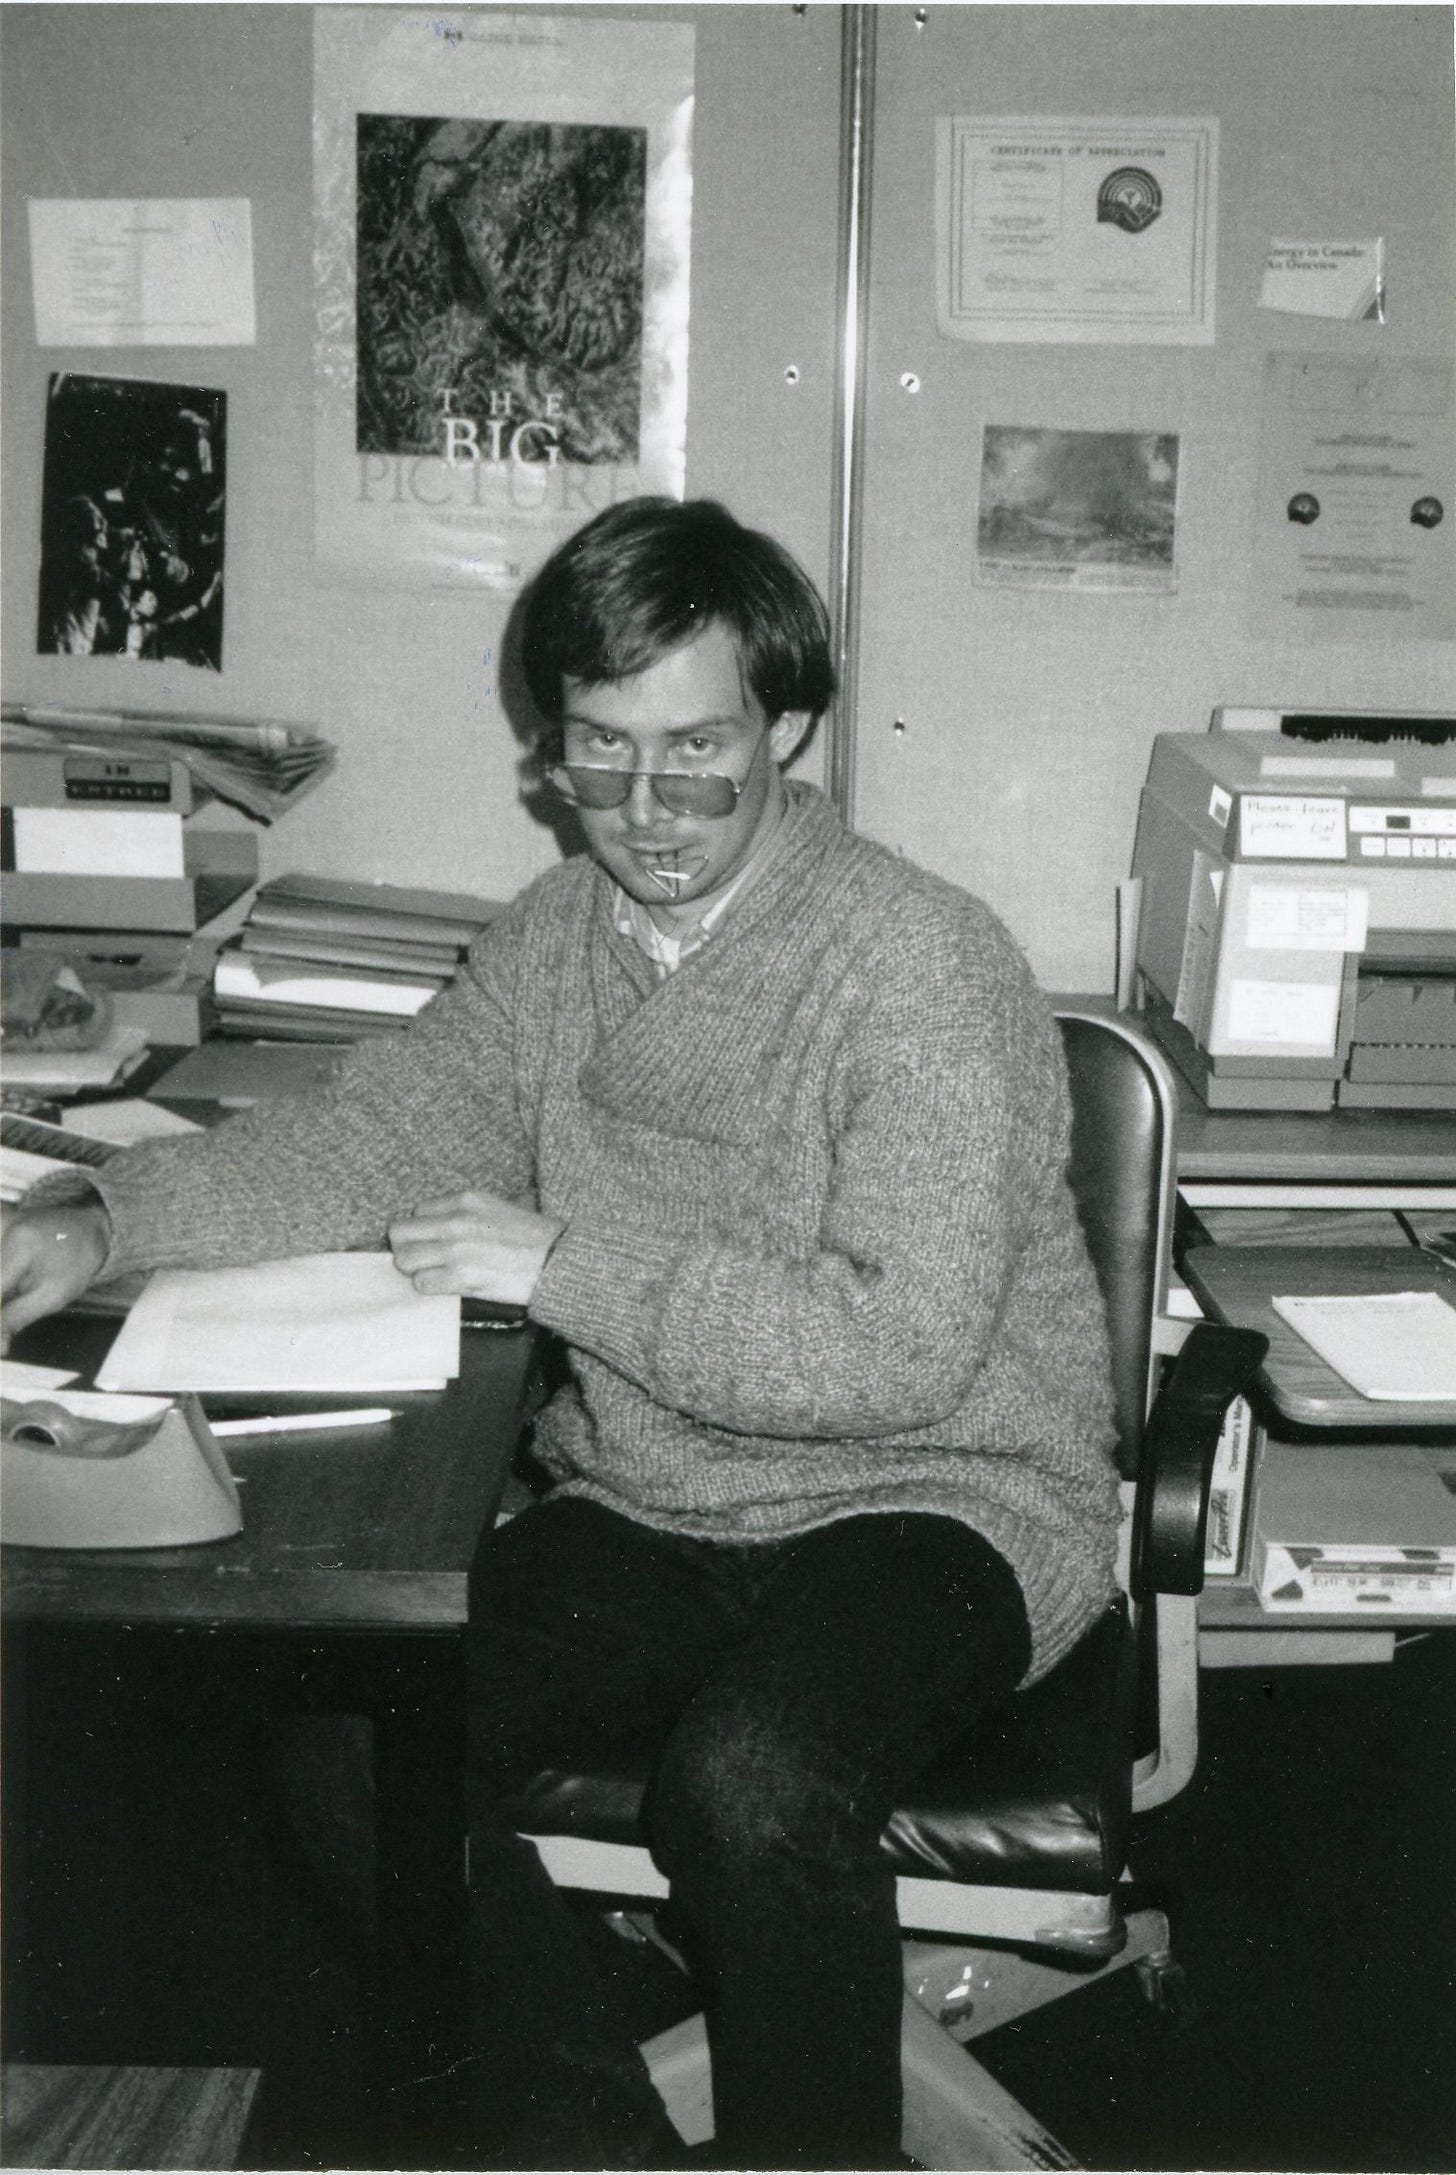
left=91, top=784, right=1118, bottom=1680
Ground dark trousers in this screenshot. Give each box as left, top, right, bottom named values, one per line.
left=465, top=1497, right=1031, bottom=2170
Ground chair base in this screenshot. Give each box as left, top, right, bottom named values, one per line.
left=641, top=1997, right=1083, bottom=2170
left=904, top=1902, right=1173, bottom=2040
left=900, top=1995, right=1081, bottom=2171
left=640, top=1912, right=1175, bottom=2169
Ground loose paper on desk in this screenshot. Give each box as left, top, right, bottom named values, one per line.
left=96, top=1253, right=460, bottom=1394
left=1272, top=1291, right=1456, bottom=1402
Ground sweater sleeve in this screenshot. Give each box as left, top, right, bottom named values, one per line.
left=530, top=927, right=1069, bottom=1440
left=90, top=917, right=537, bottom=1279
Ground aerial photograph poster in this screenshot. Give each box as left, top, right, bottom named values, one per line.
left=314, top=9, right=694, bottom=592
left=974, top=426, right=1181, bottom=593
left=35, top=372, right=227, bottom=670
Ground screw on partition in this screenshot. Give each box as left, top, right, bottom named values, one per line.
left=784, top=364, right=801, bottom=386
left=900, top=372, right=921, bottom=394
left=914, top=6, right=928, bottom=24
left=893, top=718, right=908, bottom=737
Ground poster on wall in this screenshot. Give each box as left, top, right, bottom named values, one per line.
left=973, top=426, right=1181, bottom=593
left=1251, top=354, right=1454, bottom=641
left=314, top=9, right=694, bottom=591
left=36, top=373, right=226, bottom=669
left=936, top=116, right=1218, bottom=347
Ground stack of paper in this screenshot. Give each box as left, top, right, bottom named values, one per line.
left=1272, top=1290, right=1456, bottom=1402
left=208, top=875, right=500, bottom=1044
left=96, top=1252, right=462, bottom=1394
left=3, top=706, right=337, bottom=823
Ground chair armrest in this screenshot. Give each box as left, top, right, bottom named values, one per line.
left=1131, top=1323, right=1268, bottom=1599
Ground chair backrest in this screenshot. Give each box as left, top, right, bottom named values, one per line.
left=1054, top=1011, right=1179, bottom=1483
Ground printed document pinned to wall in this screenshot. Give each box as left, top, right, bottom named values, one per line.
left=29, top=200, right=256, bottom=347
left=1251, top=354, right=1454, bottom=642
left=936, top=115, right=1218, bottom=346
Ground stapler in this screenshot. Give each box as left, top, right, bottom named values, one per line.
left=1, top=1388, right=242, bottom=1549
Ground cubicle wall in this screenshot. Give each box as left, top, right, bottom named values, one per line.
left=2, top=5, right=1453, bottom=990
left=850, top=5, right=1456, bottom=991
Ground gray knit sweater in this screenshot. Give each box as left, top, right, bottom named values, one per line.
left=91, top=783, right=1118, bottom=1679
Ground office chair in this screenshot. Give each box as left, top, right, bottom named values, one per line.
left=505, top=1010, right=1266, bottom=2169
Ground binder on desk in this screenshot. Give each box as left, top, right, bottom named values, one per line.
left=149, top=1040, right=346, bottom=1104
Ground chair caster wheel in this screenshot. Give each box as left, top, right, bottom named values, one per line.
left=1133, top=1952, right=1197, bottom=2028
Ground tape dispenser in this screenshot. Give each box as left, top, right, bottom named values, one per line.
left=2, top=1387, right=241, bottom=1550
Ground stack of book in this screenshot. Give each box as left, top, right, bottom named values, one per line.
left=2, top=745, right=261, bottom=1057
left=210, top=874, right=500, bottom=1043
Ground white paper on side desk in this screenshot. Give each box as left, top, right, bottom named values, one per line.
left=1272, top=1291, right=1456, bottom=1402
left=96, top=1252, right=461, bottom=1394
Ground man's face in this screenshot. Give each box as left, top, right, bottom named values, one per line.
left=559, top=623, right=807, bottom=911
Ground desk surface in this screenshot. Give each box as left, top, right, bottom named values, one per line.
left=1049, top=999, right=1456, bottom=1183
left=1181, top=1244, right=1456, bottom=1432
left=2, top=1315, right=534, bottom=1632
left=1172, top=1104, right=1456, bottom=1185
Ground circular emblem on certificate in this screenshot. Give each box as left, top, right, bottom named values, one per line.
left=1096, top=167, right=1163, bottom=234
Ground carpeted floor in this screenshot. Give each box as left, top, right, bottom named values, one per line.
left=4, top=1628, right=1452, bottom=2171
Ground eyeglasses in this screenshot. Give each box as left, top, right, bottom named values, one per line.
left=545, top=765, right=746, bottom=819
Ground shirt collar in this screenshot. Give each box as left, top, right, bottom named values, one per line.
left=613, top=791, right=790, bottom=976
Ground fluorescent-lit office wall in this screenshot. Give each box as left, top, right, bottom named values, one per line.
left=2, top=6, right=1453, bottom=991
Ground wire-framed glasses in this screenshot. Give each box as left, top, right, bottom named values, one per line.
left=545, top=765, right=746, bottom=819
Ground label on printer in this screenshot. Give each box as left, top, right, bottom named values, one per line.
left=1238, top=795, right=1347, bottom=860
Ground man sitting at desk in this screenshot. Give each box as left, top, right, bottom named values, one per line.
left=2, top=497, right=1119, bottom=2172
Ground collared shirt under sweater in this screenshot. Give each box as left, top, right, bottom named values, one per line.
left=90, top=783, right=1119, bottom=1680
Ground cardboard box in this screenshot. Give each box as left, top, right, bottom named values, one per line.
left=1251, top=1441, right=1456, bottom=1615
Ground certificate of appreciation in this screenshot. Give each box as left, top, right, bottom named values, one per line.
left=936, top=115, right=1218, bottom=346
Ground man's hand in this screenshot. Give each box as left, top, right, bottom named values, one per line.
left=389, top=1190, right=564, bottom=1308
left=1, top=1202, right=111, bottom=1352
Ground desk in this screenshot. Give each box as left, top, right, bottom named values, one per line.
left=1172, top=1104, right=1456, bottom=1187
left=3, top=1313, right=534, bottom=2156
left=1114, top=1012, right=1456, bottom=1657
left=1049, top=999, right=1456, bottom=1194
left=1181, top=1244, right=1456, bottom=1432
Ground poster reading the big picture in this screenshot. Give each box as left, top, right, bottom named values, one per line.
left=314, top=10, right=693, bottom=590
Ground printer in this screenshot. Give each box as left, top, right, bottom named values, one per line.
left=1131, top=709, right=1456, bottom=1110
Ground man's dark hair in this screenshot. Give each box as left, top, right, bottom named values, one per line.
left=520, top=497, right=836, bottom=747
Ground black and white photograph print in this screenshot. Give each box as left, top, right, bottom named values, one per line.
left=355, top=114, right=647, bottom=465
left=36, top=373, right=227, bottom=670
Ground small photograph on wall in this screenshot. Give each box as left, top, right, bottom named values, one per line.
left=974, top=425, right=1180, bottom=593
left=36, top=373, right=226, bottom=669
left=357, top=115, right=647, bottom=466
